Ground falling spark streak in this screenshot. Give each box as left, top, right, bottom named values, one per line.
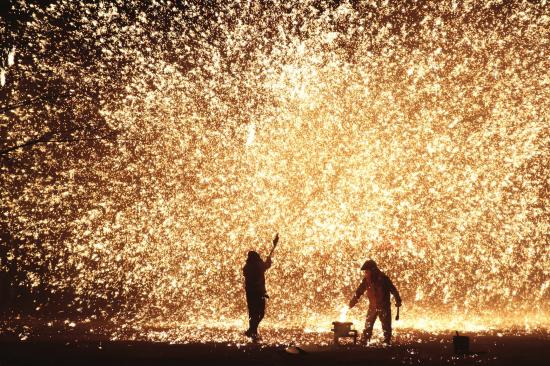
left=7, top=48, right=15, bottom=67
left=245, top=123, right=255, bottom=147
left=339, top=306, right=349, bottom=323
left=1, top=0, right=549, bottom=343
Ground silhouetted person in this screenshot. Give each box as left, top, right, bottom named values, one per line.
left=243, top=242, right=274, bottom=340
left=349, top=259, right=402, bottom=345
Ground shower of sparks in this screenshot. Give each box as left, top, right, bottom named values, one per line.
left=1, top=0, right=549, bottom=343
left=339, top=306, right=349, bottom=323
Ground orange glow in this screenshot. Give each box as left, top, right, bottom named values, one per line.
left=1, top=1, right=549, bottom=343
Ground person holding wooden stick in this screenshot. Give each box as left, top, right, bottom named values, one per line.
left=243, top=233, right=279, bottom=340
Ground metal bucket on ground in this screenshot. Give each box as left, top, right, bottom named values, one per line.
left=331, top=322, right=358, bottom=345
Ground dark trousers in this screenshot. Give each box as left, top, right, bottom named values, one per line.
left=363, top=307, right=392, bottom=343
left=246, top=293, right=266, bottom=335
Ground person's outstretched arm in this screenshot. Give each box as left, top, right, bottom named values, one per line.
left=264, top=233, right=278, bottom=270
left=387, top=277, right=402, bottom=307
left=349, top=277, right=368, bottom=308
left=264, top=256, right=272, bottom=270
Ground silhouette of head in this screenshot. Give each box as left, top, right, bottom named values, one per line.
left=361, top=259, right=378, bottom=271
left=247, top=251, right=261, bottom=263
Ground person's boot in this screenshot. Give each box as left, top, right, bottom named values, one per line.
left=244, top=329, right=253, bottom=338
left=361, top=333, right=371, bottom=346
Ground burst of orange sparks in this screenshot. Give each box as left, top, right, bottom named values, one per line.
left=1, top=0, right=549, bottom=343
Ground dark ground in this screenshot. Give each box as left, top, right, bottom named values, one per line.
left=2, top=336, right=550, bottom=366
left=1, top=318, right=549, bottom=365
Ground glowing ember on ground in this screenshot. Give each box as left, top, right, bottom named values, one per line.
left=1, top=0, right=549, bottom=343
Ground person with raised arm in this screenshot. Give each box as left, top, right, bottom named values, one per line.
left=243, top=233, right=279, bottom=341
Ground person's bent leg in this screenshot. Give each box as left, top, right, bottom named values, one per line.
left=245, top=293, right=253, bottom=334
left=246, top=294, right=261, bottom=337
left=253, top=297, right=266, bottom=338
left=257, top=297, right=266, bottom=324
left=363, top=308, right=378, bottom=344
left=380, top=307, right=392, bottom=345
left=249, top=300, right=261, bottom=335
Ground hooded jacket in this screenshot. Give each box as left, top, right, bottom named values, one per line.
left=353, top=269, right=401, bottom=310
